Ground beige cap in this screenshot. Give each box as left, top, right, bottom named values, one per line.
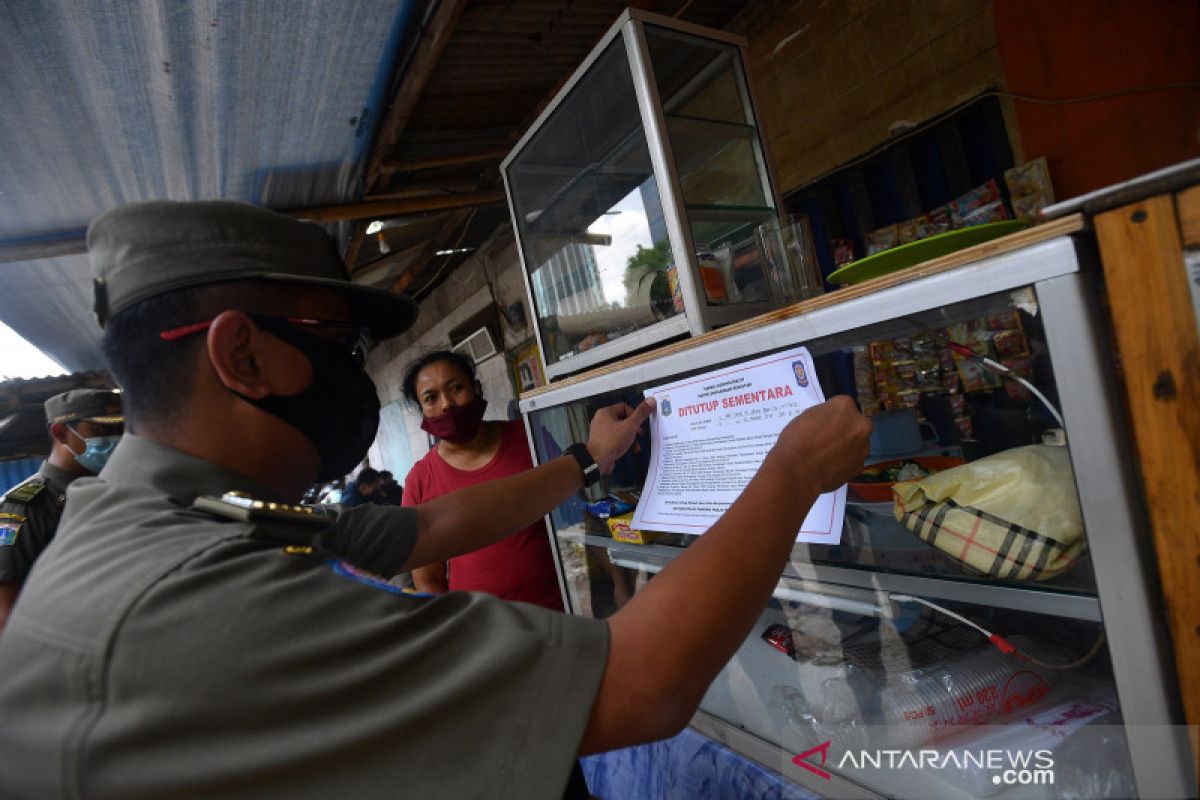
left=44, top=389, right=124, bottom=426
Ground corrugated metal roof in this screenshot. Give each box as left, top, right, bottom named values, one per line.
left=1, top=0, right=423, bottom=371
left=2, top=0, right=755, bottom=369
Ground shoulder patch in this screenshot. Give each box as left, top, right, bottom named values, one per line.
left=330, top=559, right=430, bottom=597
left=3, top=478, right=45, bottom=505
left=0, top=515, right=23, bottom=547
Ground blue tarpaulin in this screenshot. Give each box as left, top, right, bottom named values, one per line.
left=1, top=457, right=43, bottom=494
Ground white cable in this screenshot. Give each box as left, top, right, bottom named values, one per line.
left=890, top=592, right=1105, bottom=669
left=979, top=356, right=1065, bottom=428
left=1013, top=376, right=1065, bottom=428
left=889, top=593, right=994, bottom=638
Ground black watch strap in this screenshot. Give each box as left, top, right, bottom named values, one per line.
left=564, top=443, right=602, bottom=487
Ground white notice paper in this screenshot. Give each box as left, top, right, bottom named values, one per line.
left=632, top=346, right=845, bottom=543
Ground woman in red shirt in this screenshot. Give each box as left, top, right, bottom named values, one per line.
left=402, top=351, right=563, bottom=611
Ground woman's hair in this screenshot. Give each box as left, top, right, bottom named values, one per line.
left=401, top=349, right=476, bottom=406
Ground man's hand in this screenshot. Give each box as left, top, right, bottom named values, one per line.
left=769, top=395, right=872, bottom=494
left=585, top=398, right=656, bottom=475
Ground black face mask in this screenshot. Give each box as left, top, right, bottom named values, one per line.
left=233, top=319, right=380, bottom=482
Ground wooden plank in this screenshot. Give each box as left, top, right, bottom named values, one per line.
left=1180, top=185, right=1200, bottom=247
left=378, top=148, right=509, bottom=176
left=1094, top=194, right=1200, bottom=732
left=364, top=179, right=482, bottom=201
left=286, top=191, right=503, bottom=224
left=343, top=222, right=366, bottom=271
left=0, top=235, right=87, bottom=264
left=364, top=0, right=469, bottom=191
left=522, top=213, right=1087, bottom=399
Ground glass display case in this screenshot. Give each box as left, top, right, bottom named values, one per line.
left=519, top=235, right=1194, bottom=798
left=501, top=9, right=787, bottom=381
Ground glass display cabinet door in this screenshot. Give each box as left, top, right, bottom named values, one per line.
left=504, top=36, right=685, bottom=376
left=643, top=24, right=783, bottom=310
left=503, top=11, right=792, bottom=380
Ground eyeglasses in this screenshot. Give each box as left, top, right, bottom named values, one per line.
left=160, top=315, right=371, bottom=366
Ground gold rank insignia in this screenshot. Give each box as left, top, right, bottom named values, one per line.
left=3, top=479, right=45, bottom=504
left=192, top=492, right=333, bottom=529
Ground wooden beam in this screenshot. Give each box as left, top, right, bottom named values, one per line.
left=286, top=191, right=503, bottom=224
left=0, top=235, right=87, bottom=264
left=390, top=208, right=473, bottom=295
left=365, top=0, right=469, bottom=191
left=378, top=148, right=509, bottom=176
left=343, top=222, right=367, bottom=270
left=1095, top=194, right=1200, bottom=733
left=364, top=179, right=482, bottom=202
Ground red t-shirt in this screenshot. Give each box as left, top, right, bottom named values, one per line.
left=402, top=420, right=564, bottom=611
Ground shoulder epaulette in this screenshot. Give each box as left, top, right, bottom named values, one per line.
left=193, top=492, right=334, bottom=527
left=192, top=492, right=334, bottom=547
left=3, top=477, right=45, bottom=505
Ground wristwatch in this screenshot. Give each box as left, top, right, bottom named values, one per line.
left=564, top=443, right=602, bottom=487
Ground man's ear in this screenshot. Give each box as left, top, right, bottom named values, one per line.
left=49, top=422, right=72, bottom=446
left=206, top=311, right=271, bottom=399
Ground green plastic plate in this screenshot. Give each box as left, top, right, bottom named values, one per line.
left=827, top=219, right=1031, bottom=285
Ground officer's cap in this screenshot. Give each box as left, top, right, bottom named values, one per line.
left=88, top=200, right=417, bottom=339
left=44, top=389, right=124, bottom=426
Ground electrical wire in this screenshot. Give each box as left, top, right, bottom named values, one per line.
left=889, top=593, right=1106, bottom=670
left=993, top=83, right=1200, bottom=106
left=1019, top=632, right=1108, bottom=671
left=898, top=314, right=1066, bottom=429
left=672, top=0, right=696, bottom=19
left=411, top=207, right=478, bottom=300
left=943, top=342, right=1066, bottom=428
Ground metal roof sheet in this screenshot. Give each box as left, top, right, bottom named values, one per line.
left=1, top=0, right=422, bottom=370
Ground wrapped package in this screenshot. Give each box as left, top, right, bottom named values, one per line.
left=1005, top=157, right=1055, bottom=220
left=892, top=445, right=1085, bottom=580
left=865, top=224, right=898, bottom=255
left=949, top=179, right=1003, bottom=226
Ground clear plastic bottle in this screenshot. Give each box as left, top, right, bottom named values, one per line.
left=810, top=639, right=1057, bottom=749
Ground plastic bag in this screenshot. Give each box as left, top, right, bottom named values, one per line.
left=892, top=445, right=1085, bottom=580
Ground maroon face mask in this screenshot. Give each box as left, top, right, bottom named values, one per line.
left=420, top=395, right=487, bottom=444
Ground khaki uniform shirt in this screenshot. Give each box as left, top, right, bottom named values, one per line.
left=0, top=435, right=608, bottom=799
left=0, top=460, right=78, bottom=584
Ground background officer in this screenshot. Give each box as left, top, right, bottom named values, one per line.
left=0, top=388, right=122, bottom=631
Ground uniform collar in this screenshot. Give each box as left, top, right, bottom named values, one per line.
left=97, top=434, right=286, bottom=506
left=38, top=460, right=82, bottom=492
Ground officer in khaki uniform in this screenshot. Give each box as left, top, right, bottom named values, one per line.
left=0, top=200, right=870, bottom=798
left=0, top=388, right=123, bottom=630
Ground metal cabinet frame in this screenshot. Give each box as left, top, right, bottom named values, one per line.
left=501, top=8, right=786, bottom=380
left=521, top=234, right=1194, bottom=798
